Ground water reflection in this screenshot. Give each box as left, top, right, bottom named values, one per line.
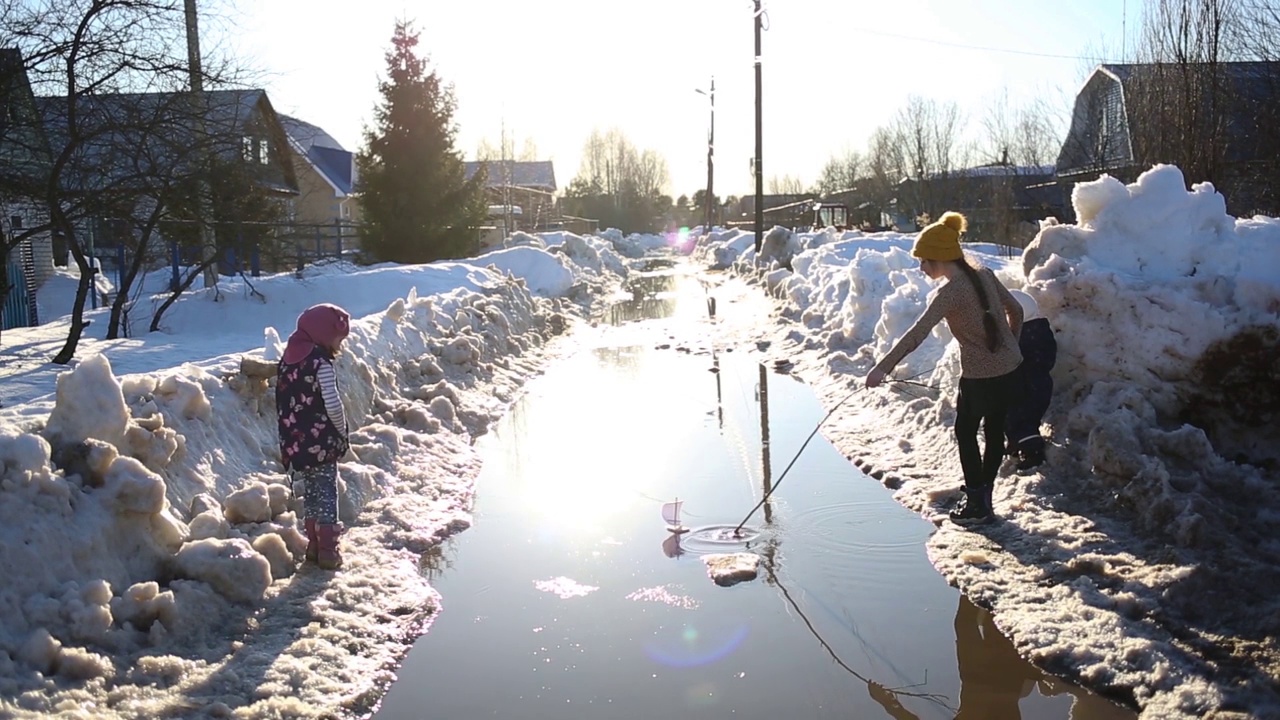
left=608, top=272, right=680, bottom=325
left=373, top=264, right=1134, bottom=720
left=757, top=542, right=957, bottom=717
left=949, top=596, right=1135, bottom=720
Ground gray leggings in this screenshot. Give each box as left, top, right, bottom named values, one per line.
left=298, top=463, right=340, bottom=524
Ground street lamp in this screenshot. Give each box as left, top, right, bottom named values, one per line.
left=695, top=77, right=715, bottom=232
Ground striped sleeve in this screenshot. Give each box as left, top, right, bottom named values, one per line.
left=316, top=359, right=347, bottom=435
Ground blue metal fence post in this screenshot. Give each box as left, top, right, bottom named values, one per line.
left=171, top=240, right=180, bottom=292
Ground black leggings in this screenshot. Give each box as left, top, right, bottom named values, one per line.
left=955, top=367, right=1022, bottom=490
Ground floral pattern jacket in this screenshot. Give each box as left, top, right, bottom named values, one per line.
left=276, top=346, right=348, bottom=471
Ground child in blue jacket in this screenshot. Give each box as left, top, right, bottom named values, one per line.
left=1005, top=291, right=1056, bottom=472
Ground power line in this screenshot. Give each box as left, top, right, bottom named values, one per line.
left=849, top=27, right=1119, bottom=63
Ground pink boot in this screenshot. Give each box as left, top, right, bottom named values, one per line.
left=304, top=518, right=319, bottom=563
left=317, top=523, right=343, bottom=570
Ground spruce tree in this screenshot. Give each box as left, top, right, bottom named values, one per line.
left=356, top=21, right=485, bottom=263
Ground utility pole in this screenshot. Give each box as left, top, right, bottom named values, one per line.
left=704, top=77, right=715, bottom=231
left=753, top=0, right=764, bottom=254
left=758, top=362, right=772, bottom=524
left=184, top=0, right=218, bottom=292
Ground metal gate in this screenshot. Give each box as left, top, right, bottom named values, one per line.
left=2, top=242, right=39, bottom=331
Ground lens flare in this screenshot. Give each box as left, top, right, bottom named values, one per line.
left=643, top=622, right=749, bottom=668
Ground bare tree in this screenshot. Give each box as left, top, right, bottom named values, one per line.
left=864, top=125, right=905, bottom=226
left=890, top=96, right=964, bottom=218
left=476, top=132, right=540, bottom=162
left=2, top=0, right=254, bottom=363
left=632, top=149, right=669, bottom=201
left=814, top=149, right=861, bottom=196
left=564, top=127, right=671, bottom=232
left=1129, top=0, right=1241, bottom=187
left=767, top=174, right=806, bottom=195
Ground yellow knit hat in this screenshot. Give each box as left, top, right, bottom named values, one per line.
left=911, top=211, right=966, bottom=261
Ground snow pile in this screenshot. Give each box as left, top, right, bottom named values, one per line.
left=0, top=242, right=626, bottom=717
left=696, top=164, right=1280, bottom=718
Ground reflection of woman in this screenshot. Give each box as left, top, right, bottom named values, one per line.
left=954, top=595, right=1035, bottom=719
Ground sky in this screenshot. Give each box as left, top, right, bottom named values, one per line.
left=221, top=0, right=1133, bottom=198
left=1, top=164, right=1277, bottom=717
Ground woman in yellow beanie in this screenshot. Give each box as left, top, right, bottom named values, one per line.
left=866, top=212, right=1024, bottom=524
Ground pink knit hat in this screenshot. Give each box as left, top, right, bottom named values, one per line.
left=282, top=303, right=350, bottom=364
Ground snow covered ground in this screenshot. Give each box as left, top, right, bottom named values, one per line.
left=1, top=162, right=1277, bottom=719
left=0, top=230, right=657, bottom=717
left=695, top=164, right=1280, bottom=719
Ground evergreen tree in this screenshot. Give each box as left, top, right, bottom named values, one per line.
left=356, top=21, right=485, bottom=263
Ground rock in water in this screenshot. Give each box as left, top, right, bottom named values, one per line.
left=702, top=553, right=760, bottom=587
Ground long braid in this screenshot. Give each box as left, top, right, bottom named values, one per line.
left=955, top=259, right=1002, bottom=352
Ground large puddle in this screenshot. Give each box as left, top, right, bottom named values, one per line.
left=373, top=262, right=1134, bottom=719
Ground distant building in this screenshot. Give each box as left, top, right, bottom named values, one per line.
left=897, top=164, right=1063, bottom=247
left=1058, top=62, right=1280, bottom=217
left=0, top=48, right=52, bottom=330
left=279, top=115, right=360, bottom=227
left=464, top=160, right=559, bottom=231
left=35, top=88, right=300, bottom=277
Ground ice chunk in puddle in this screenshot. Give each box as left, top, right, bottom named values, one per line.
left=702, top=553, right=760, bottom=587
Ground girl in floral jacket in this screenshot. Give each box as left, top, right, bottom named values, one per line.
left=277, top=303, right=351, bottom=569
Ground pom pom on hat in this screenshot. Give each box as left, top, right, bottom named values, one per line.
left=912, top=211, right=966, bottom=261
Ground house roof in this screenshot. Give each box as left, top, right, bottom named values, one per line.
left=0, top=48, right=53, bottom=182
left=279, top=114, right=355, bottom=196
left=1075, top=61, right=1280, bottom=167
left=464, top=160, right=556, bottom=192
left=929, top=164, right=1056, bottom=179
left=279, top=115, right=346, bottom=152
left=35, top=89, right=298, bottom=194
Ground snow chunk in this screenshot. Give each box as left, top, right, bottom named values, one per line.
left=188, top=506, right=230, bottom=541
left=224, top=481, right=272, bottom=524
left=44, top=354, right=129, bottom=448
left=0, top=428, right=52, bottom=477
left=103, top=456, right=167, bottom=515
left=155, top=371, right=213, bottom=421
left=702, top=553, right=760, bottom=587
left=57, top=645, right=115, bottom=681
left=251, top=533, right=296, bottom=579
left=18, top=627, right=61, bottom=673
left=111, top=581, right=177, bottom=631
left=173, top=538, right=272, bottom=604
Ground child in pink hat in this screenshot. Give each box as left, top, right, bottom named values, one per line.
left=276, top=303, right=351, bottom=569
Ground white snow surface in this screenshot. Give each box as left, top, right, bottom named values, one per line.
left=3, top=165, right=1279, bottom=719
left=0, top=232, right=648, bottom=718
left=695, top=164, right=1280, bottom=719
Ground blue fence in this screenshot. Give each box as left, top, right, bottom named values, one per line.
left=159, top=220, right=357, bottom=292
left=2, top=261, right=29, bottom=330
left=2, top=243, right=39, bottom=331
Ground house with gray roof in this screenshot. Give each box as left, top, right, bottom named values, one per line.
left=1058, top=62, right=1280, bottom=217
left=464, top=160, right=559, bottom=231
left=1, top=48, right=52, bottom=330
left=280, top=114, right=360, bottom=229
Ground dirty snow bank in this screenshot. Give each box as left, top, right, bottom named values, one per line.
left=0, top=237, right=628, bottom=718
left=696, top=165, right=1280, bottom=718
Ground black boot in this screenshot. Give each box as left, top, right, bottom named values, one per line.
left=949, top=486, right=993, bottom=525
left=1016, top=443, right=1045, bottom=473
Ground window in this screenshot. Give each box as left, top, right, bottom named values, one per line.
left=243, top=136, right=255, bottom=161
left=258, top=138, right=270, bottom=165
